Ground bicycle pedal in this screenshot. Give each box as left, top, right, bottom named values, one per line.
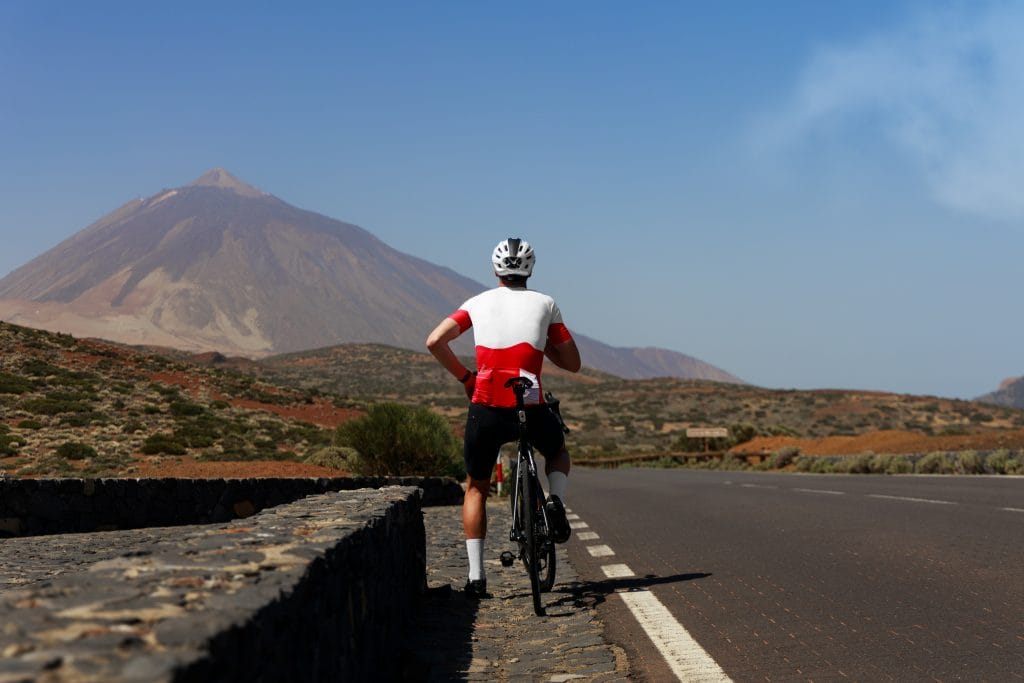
left=499, top=551, right=515, bottom=567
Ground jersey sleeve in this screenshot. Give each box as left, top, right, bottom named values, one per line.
left=547, top=301, right=573, bottom=344
left=449, top=308, right=472, bottom=332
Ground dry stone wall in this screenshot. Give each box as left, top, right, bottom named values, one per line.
left=0, top=486, right=427, bottom=682
left=0, top=476, right=462, bottom=537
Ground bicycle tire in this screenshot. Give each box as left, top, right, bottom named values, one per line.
left=520, top=457, right=545, bottom=616
left=535, top=475, right=557, bottom=592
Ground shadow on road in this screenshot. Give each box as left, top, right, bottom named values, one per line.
left=545, top=572, right=712, bottom=615
left=398, top=583, right=480, bottom=680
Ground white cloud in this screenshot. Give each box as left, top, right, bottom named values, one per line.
left=759, top=2, right=1024, bottom=221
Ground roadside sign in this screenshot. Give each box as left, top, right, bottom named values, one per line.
left=686, top=427, right=729, bottom=439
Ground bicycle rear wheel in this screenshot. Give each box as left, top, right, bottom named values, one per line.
left=519, top=461, right=545, bottom=616
left=534, top=477, right=557, bottom=592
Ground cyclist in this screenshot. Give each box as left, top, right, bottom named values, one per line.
left=426, top=237, right=581, bottom=598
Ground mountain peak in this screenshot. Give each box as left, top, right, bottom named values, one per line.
left=188, top=168, right=265, bottom=197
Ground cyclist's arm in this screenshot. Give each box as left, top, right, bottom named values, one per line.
left=426, top=317, right=473, bottom=380
left=545, top=338, right=581, bottom=373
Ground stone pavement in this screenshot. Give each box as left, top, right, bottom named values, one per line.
left=401, top=499, right=630, bottom=681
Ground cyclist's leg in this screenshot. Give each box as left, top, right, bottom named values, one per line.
left=527, top=406, right=572, bottom=542
left=461, top=405, right=513, bottom=594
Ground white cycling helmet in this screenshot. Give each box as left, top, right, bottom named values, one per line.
left=492, top=237, right=535, bottom=278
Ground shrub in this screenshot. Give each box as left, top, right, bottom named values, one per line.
left=56, top=441, right=97, bottom=460
left=59, top=411, right=109, bottom=427
left=954, top=450, right=984, bottom=475
left=1005, top=455, right=1024, bottom=474
left=169, top=401, right=205, bottom=417
left=19, top=398, right=90, bottom=415
left=833, top=452, right=875, bottom=474
left=767, top=446, right=800, bottom=470
left=122, top=419, right=145, bottom=434
left=16, top=419, right=43, bottom=430
left=0, top=432, right=19, bottom=456
left=304, top=446, right=359, bottom=471
left=717, top=454, right=748, bottom=471
left=916, top=452, right=953, bottom=474
left=809, top=457, right=835, bottom=474
left=0, top=372, right=33, bottom=394
left=986, top=449, right=1011, bottom=474
left=337, top=402, right=461, bottom=477
left=873, top=454, right=913, bottom=474
left=141, top=433, right=187, bottom=455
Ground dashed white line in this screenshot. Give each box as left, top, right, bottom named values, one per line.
left=587, top=544, right=615, bottom=557
left=740, top=483, right=777, bottom=489
left=566, top=513, right=581, bottom=520
left=793, top=488, right=845, bottom=495
left=601, top=563, right=635, bottom=579
left=1000, top=507, right=1024, bottom=513
left=576, top=531, right=600, bottom=541
left=569, top=520, right=589, bottom=529
left=867, top=494, right=957, bottom=505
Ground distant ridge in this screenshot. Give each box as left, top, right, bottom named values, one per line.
left=0, top=169, right=742, bottom=383
left=976, top=375, right=1024, bottom=409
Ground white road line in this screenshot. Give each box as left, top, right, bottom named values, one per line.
left=618, top=589, right=732, bottom=682
left=1001, top=507, right=1024, bottom=513
left=740, top=483, right=777, bottom=489
left=601, top=563, right=635, bottom=578
left=587, top=544, right=615, bottom=557
left=576, top=531, right=600, bottom=541
left=569, top=520, right=589, bottom=529
left=793, top=488, right=845, bottom=495
left=566, top=513, right=581, bottom=520
left=867, top=494, right=957, bottom=505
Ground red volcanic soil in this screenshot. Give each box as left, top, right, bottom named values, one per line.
left=149, top=370, right=363, bottom=427
left=130, top=456, right=349, bottom=479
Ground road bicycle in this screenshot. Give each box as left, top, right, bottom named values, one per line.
left=498, top=376, right=568, bottom=616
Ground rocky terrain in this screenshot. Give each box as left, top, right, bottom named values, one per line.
left=3, top=321, right=1024, bottom=479
left=250, top=342, right=1024, bottom=458
left=0, top=322, right=355, bottom=478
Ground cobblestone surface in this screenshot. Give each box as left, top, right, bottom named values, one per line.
left=402, top=499, right=630, bottom=682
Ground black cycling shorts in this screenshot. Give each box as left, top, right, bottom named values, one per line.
left=463, top=403, right=566, bottom=481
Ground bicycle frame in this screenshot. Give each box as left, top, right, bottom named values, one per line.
left=505, top=376, right=556, bottom=616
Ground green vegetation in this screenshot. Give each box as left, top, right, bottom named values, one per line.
left=337, top=402, right=462, bottom=477
left=19, top=397, right=92, bottom=415
left=304, top=446, right=358, bottom=470
left=141, top=433, right=188, bottom=456
left=55, top=441, right=98, bottom=460
left=0, top=372, right=34, bottom=394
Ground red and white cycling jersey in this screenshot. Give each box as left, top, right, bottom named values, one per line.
left=449, top=286, right=573, bottom=407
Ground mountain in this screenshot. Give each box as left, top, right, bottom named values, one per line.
left=976, top=375, right=1024, bottom=409
left=0, top=169, right=740, bottom=382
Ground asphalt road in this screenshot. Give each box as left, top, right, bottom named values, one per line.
left=564, top=468, right=1024, bottom=682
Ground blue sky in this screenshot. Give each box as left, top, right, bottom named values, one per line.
left=1, top=1, right=1021, bottom=398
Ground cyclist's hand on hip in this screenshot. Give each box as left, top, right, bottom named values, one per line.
left=462, top=372, right=477, bottom=400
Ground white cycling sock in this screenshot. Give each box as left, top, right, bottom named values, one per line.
left=547, top=471, right=568, bottom=501
left=466, top=538, right=485, bottom=581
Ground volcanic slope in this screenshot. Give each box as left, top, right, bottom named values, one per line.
left=977, top=375, right=1024, bottom=409
left=0, top=169, right=740, bottom=383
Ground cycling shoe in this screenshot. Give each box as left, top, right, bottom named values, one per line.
left=545, top=495, right=571, bottom=543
